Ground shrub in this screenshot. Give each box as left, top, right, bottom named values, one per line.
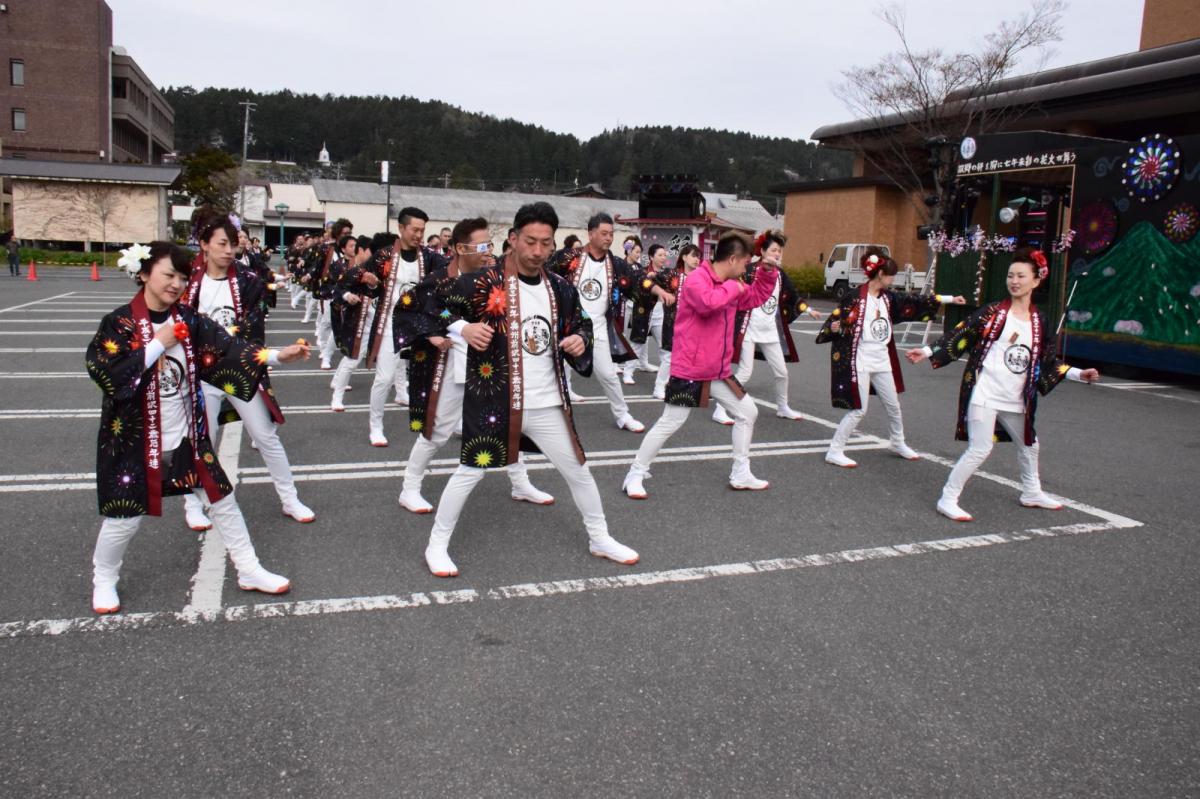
left=17, top=249, right=122, bottom=267
left=784, top=264, right=826, bottom=297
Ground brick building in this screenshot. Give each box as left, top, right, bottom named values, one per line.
left=0, top=0, right=173, bottom=164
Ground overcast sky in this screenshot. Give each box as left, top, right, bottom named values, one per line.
left=110, top=0, right=1143, bottom=142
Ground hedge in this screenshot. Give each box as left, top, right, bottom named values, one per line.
left=15, top=249, right=122, bottom=267
left=783, top=264, right=826, bottom=298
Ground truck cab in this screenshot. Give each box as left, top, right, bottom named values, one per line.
left=823, top=243, right=926, bottom=299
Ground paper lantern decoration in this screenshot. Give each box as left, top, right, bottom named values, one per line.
left=1121, top=135, right=1182, bottom=203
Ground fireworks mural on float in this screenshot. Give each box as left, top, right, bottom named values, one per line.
left=1121, top=134, right=1182, bottom=203
left=1076, top=200, right=1119, bottom=255
left=1163, top=203, right=1199, bottom=243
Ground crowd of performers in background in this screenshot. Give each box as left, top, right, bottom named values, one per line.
left=83, top=202, right=1100, bottom=613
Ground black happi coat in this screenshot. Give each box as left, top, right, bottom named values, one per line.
left=928, top=299, right=1071, bottom=446
left=183, top=262, right=284, bottom=425
left=439, top=257, right=594, bottom=468
left=394, top=259, right=466, bottom=436
left=645, top=266, right=694, bottom=353
left=363, top=246, right=448, bottom=368
left=815, top=284, right=941, bottom=410
left=86, top=294, right=269, bottom=518
left=731, top=261, right=812, bottom=364
left=237, top=251, right=276, bottom=308
left=330, top=252, right=384, bottom=359
left=628, top=265, right=661, bottom=344
left=547, top=247, right=641, bottom=363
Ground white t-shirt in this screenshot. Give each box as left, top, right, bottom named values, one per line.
left=578, top=255, right=610, bottom=334
left=747, top=277, right=781, bottom=344
left=518, top=276, right=562, bottom=410
left=857, top=292, right=893, bottom=372
left=971, top=314, right=1033, bottom=413
left=150, top=320, right=190, bottom=452
left=386, top=250, right=423, bottom=324
left=197, top=275, right=238, bottom=335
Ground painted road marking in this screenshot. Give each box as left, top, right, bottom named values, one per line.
left=182, top=422, right=242, bottom=613
left=0, top=293, right=79, bottom=314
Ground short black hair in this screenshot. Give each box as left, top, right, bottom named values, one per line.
left=714, top=231, right=753, bottom=262
left=563, top=234, right=581, bottom=249
left=397, top=206, right=429, bottom=227
left=193, top=206, right=238, bottom=244
left=337, top=234, right=356, bottom=252
left=514, top=202, right=559, bottom=232
left=371, top=232, right=399, bottom=252
left=427, top=234, right=441, bottom=244
left=139, top=240, right=193, bottom=281
left=452, top=217, right=489, bottom=246
left=331, top=218, right=353, bottom=240
left=587, top=212, right=614, bottom=231
left=647, top=244, right=665, bottom=259
left=355, top=235, right=373, bottom=252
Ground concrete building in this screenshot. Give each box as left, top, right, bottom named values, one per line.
left=774, top=0, right=1200, bottom=271
left=0, top=0, right=173, bottom=164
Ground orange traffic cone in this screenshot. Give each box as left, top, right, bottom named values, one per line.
left=89, top=261, right=101, bottom=281
left=26, top=260, right=38, bottom=281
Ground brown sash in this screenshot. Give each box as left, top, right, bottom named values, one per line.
left=367, top=248, right=425, bottom=367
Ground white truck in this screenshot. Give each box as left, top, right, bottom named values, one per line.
left=823, top=243, right=926, bottom=300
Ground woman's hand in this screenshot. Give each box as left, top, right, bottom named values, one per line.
left=905, top=348, right=929, bottom=364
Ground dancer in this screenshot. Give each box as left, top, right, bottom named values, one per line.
left=328, top=232, right=396, bottom=413
left=86, top=241, right=310, bottom=614
left=364, top=207, right=447, bottom=446
left=314, top=220, right=354, bottom=369
left=906, top=248, right=1099, bottom=521
left=624, top=243, right=669, bottom=384
left=547, top=213, right=647, bottom=432
left=713, top=230, right=823, bottom=424
left=423, top=202, right=639, bottom=577
left=396, top=217, right=554, bottom=513
left=179, top=209, right=316, bottom=530
left=816, top=248, right=965, bottom=468
left=648, top=243, right=700, bottom=400
left=622, top=232, right=778, bottom=499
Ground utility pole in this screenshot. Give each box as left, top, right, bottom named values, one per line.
left=238, top=100, right=257, bottom=218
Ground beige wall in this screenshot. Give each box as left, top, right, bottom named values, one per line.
left=782, top=186, right=928, bottom=270
left=13, top=180, right=167, bottom=243
left=1139, top=0, right=1200, bottom=50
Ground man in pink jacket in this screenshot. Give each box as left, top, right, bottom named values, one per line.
left=623, top=232, right=779, bottom=498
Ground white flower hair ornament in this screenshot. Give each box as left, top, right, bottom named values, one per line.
left=117, top=243, right=153, bottom=280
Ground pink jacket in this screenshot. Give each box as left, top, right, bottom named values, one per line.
left=670, top=261, right=778, bottom=381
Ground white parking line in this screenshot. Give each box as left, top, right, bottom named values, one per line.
left=182, top=422, right=241, bottom=614
left=0, top=292, right=79, bottom=314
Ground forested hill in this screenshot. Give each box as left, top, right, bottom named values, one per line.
left=163, top=87, right=850, bottom=201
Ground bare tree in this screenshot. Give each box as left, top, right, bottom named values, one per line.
left=834, top=0, right=1066, bottom=229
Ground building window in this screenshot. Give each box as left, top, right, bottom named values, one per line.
left=112, top=77, right=126, bottom=98
left=12, top=108, right=26, bottom=132
left=10, top=59, right=23, bottom=86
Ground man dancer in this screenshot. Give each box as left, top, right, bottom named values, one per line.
left=623, top=232, right=778, bottom=499
left=423, top=202, right=639, bottom=577
left=314, top=219, right=353, bottom=369
left=329, top=235, right=383, bottom=411
left=548, top=213, right=656, bottom=433
left=396, top=217, right=554, bottom=513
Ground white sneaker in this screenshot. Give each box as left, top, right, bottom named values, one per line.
left=729, top=472, right=770, bottom=491
left=568, top=390, right=585, bottom=403
left=652, top=388, right=666, bottom=400
left=616, top=414, right=645, bottom=433
left=185, top=505, right=212, bottom=532
left=331, top=390, right=346, bottom=412
left=369, top=430, right=388, bottom=447
left=237, top=567, right=291, bottom=594
left=1020, top=492, right=1064, bottom=510
left=936, top=498, right=974, bottom=522
left=889, top=443, right=921, bottom=461
left=622, top=468, right=648, bottom=500
left=776, top=405, right=803, bottom=420
left=589, top=535, right=640, bottom=565
left=92, top=582, right=120, bottom=615
left=425, top=544, right=458, bottom=577
left=825, top=451, right=858, bottom=468
left=399, top=490, right=433, bottom=514
left=393, top=393, right=407, bottom=406
left=329, top=379, right=353, bottom=391
left=320, top=360, right=332, bottom=370
left=641, top=363, right=659, bottom=373
left=712, top=405, right=734, bottom=426
left=511, top=484, right=555, bottom=505
left=622, top=372, right=637, bottom=385
left=281, top=500, right=316, bottom=523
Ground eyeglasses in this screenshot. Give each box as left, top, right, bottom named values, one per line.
left=460, top=242, right=494, bottom=253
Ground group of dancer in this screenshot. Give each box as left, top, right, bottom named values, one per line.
left=85, top=202, right=1099, bottom=613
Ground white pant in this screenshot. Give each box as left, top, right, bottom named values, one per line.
left=369, top=317, right=404, bottom=435
left=633, top=380, right=759, bottom=478
left=315, top=303, right=335, bottom=364
left=303, top=292, right=317, bottom=320
left=942, top=405, right=1042, bottom=503
left=736, top=339, right=790, bottom=407
left=428, top=407, right=609, bottom=546
left=331, top=304, right=374, bottom=393
left=184, top=385, right=299, bottom=518
left=624, top=318, right=663, bottom=376
left=653, top=351, right=672, bottom=395
left=590, top=329, right=629, bottom=420
left=830, top=366, right=907, bottom=452
left=95, top=490, right=260, bottom=587
left=402, top=377, right=534, bottom=493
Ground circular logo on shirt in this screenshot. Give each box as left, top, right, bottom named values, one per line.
left=580, top=278, right=603, bottom=302
left=399, top=281, right=417, bottom=295
left=1004, top=344, right=1032, bottom=374
left=521, top=315, right=552, bottom=356
left=209, top=306, right=237, bottom=331
left=868, top=317, right=892, bottom=342
left=160, top=355, right=184, bottom=398
left=761, top=296, right=778, bottom=315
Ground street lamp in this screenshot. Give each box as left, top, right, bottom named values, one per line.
left=274, top=202, right=289, bottom=257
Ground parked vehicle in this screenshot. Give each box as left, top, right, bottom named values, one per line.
left=823, top=243, right=926, bottom=299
